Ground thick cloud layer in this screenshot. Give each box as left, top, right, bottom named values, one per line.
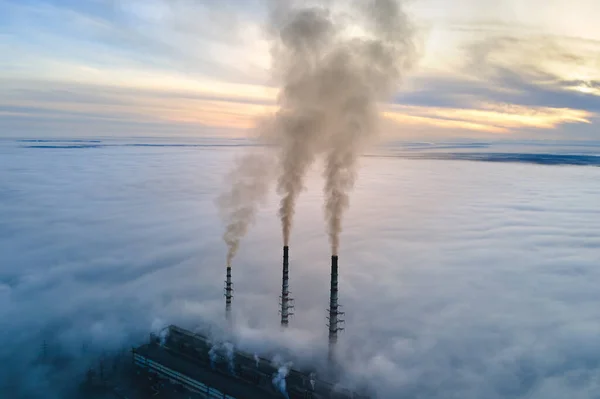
left=376, top=141, right=600, bottom=166
left=1, top=139, right=599, bottom=398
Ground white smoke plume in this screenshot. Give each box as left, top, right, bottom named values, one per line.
left=272, top=361, right=293, bottom=399
left=208, top=342, right=220, bottom=369
left=208, top=341, right=236, bottom=374
left=150, top=319, right=169, bottom=347
left=254, top=353, right=260, bottom=368
left=223, top=342, right=236, bottom=375
left=158, top=328, right=169, bottom=347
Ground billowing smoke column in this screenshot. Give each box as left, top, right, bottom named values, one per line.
left=218, top=0, right=415, bottom=324
left=270, top=3, right=332, bottom=247
left=220, top=154, right=273, bottom=268
left=280, top=245, right=293, bottom=327
left=269, top=0, right=416, bottom=255
left=269, top=0, right=415, bottom=362
left=218, top=153, right=273, bottom=321
left=327, top=255, right=343, bottom=362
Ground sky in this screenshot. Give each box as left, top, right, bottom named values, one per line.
left=1, top=141, right=599, bottom=398
left=1, top=0, right=599, bottom=140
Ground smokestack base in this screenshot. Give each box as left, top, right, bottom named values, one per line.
left=225, top=266, right=233, bottom=324
left=327, top=255, right=344, bottom=362
left=280, top=246, right=293, bottom=327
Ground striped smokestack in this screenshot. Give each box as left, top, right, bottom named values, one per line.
left=225, top=266, right=233, bottom=324
left=280, top=246, right=293, bottom=327
left=328, top=255, right=343, bottom=362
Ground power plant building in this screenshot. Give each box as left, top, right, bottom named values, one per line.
left=131, top=325, right=370, bottom=399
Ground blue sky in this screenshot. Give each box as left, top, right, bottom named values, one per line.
left=1, top=0, right=600, bottom=140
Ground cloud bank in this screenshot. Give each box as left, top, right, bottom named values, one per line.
left=1, top=140, right=600, bottom=398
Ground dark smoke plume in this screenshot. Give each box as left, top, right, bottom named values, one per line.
left=269, top=0, right=416, bottom=254
left=218, top=152, right=274, bottom=267
left=270, top=4, right=334, bottom=246
left=218, top=0, right=416, bottom=262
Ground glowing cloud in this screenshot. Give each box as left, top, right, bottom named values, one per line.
left=385, top=103, right=592, bottom=135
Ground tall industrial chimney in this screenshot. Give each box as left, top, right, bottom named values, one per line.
left=225, top=266, right=233, bottom=324
left=280, top=246, right=293, bottom=327
left=327, top=255, right=344, bottom=362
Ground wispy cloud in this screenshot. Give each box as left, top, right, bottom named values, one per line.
left=0, top=79, right=276, bottom=136
left=388, top=33, right=600, bottom=138
left=384, top=103, right=592, bottom=135
left=0, top=0, right=599, bottom=139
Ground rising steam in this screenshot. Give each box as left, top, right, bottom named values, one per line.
left=218, top=0, right=416, bottom=262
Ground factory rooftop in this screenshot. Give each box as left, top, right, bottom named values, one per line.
left=131, top=324, right=371, bottom=399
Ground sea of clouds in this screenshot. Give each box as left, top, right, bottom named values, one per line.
left=0, top=138, right=599, bottom=398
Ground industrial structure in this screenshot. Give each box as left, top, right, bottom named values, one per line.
left=280, top=245, right=294, bottom=327
left=129, top=325, right=370, bottom=399
left=327, top=255, right=344, bottom=361
left=224, top=266, right=233, bottom=324
left=101, top=247, right=358, bottom=398
left=222, top=245, right=345, bottom=362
